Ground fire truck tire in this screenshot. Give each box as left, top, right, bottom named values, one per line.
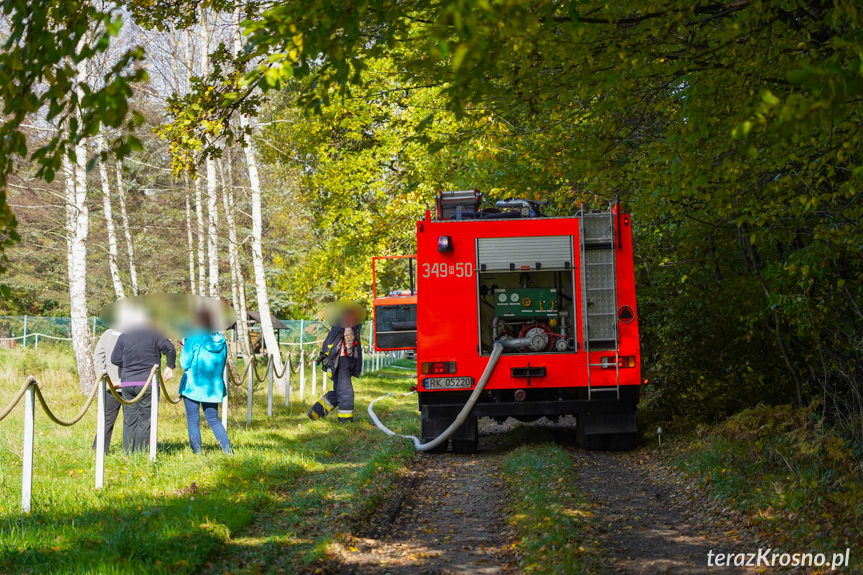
left=423, top=438, right=449, bottom=453
left=450, top=417, right=479, bottom=454
left=451, top=438, right=479, bottom=454
left=576, top=411, right=639, bottom=451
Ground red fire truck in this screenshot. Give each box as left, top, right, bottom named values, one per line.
left=373, top=190, right=641, bottom=452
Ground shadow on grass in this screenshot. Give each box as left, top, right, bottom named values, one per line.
left=0, top=455, right=308, bottom=575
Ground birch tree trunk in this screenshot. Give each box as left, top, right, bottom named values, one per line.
left=220, top=153, right=251, bottom=357
left=232, top=9, right=284, bottom=381
left=95, top=132, right=125, bottom=300
left=68, top=56, right=95, bottom=392
left=219, top=158, right=239, bottom=312
left=115, top=160, right=139, bottom=296
left=184, top=176, right=197, bottom=295
left=197, top=4, right=219, bottom=298
left=194, top=176, right=206, bottom=296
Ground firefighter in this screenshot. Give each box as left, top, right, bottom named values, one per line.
left=307, top=306, right=364, bottom=423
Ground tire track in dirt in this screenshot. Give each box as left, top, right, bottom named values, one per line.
left=329, top=448, right=518, bottom=575
left=569, top=448, right=761, bottom=575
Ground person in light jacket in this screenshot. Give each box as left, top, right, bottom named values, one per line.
left=91, top=328, right=123, bottom=453
left=179, top=309, right=232, bottom=454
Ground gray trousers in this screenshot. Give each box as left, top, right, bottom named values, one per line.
left=91, top=386, right=122, bottom=452
left=121, top=386, right=152, bottom=453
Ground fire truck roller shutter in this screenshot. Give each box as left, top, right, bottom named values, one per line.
left=477, top=235, right=573, bottom=271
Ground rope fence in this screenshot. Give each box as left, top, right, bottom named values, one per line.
left=0, top=340, right=406, bottom=513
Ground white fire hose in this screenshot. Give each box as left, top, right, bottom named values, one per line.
left=367, top=342, right=504, bottom=452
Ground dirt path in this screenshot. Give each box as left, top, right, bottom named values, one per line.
left=327, top=419, right=761, bottom=575
left=329, top=445, right=518, bottom=575
left=569, top=449, right=759, bottom=575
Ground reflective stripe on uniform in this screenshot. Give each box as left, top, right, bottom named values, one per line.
left=337, top=410, right=353, bottom=418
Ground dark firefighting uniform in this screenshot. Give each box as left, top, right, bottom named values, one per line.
left=307, top=324, right=363, bottom=422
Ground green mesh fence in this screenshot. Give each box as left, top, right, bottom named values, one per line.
left=0, top=316, right=375, bottom=352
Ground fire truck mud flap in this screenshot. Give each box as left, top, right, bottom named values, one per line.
left=576, top=411, right=638, bottom=451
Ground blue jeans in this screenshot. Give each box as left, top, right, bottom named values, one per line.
left=183, top=396, right=232, bottom=454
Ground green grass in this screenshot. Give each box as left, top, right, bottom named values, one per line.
left=501, top=443, right=598, bottom=575
left=672, top=404, right=863, bottom=569
left=0, top=348, right=420, bottom=574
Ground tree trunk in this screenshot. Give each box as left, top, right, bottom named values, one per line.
left=243, top=137, right=284, bottom=381
left=220, top=159, right=239, bottom=351
left=115, top=159, right=139, bottom=296
left=184, top=175, right=197, bottom=295
left=197, top=4, right=219, bottom=298
left=194, top=176, right=206, bottom=296
left=220, top=152, right=251, bottom=357
left=232, top=8, right=284, bottom=382
left=95, top=133, right=125, bottom=300
left=67, top=56, right=95, bottom=392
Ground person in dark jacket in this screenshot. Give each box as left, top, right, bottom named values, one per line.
left=91, top=328, right=123, bottom=453
left=307, top=309, right=363, bottom=423
left=111, top=323, right=176, bottom=453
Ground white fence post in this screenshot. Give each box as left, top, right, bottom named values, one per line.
left=95, top=379, right=105, bottom=489
left=22, top=315, right=27, bottom=348
left=267, top=358, right=274, bottom=417
left=34, top=333, right=39, bottom=350
left=298, top=320, right=305, bottom=400
left=149, top=375, right=159, bottom=463
left=21, top=383, right=34, bottom=513
left=300, top=349, right=306, bottom=399
left=311, top=357, right=317, bottom=397
left=284, top=354, right=291, bottom=407
left=246, top=362, right=254, bottom=426
left=222, top=365, right=229, bottom=430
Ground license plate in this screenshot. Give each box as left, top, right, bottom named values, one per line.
left=423, top=376, right=474, bottom=390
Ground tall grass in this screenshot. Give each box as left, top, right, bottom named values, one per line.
left=674, top=404, right=863, bottom=568
left=0, top=349, right=419, bottom=574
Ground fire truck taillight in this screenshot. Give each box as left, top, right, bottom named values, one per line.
left=601, top=356, right=636, bottom=368
left=438, top=235, right=453, bottom=252
left=421, top=361, right=457, bottom=375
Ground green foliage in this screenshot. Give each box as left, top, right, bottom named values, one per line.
left=0, top=1, right=146, bottom=270
left=244, top=0, right=863, bottom=443
left=674, top=404, right=863, bottom=562
left=3, top=0, right=863, bottom=443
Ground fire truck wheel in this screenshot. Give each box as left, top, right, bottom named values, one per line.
left=451, top=437, right=479, bottom=454
left=604, top=432, right=639, bottom=451
left=575, top=411, right=639, bottom=451
left=423, top=440, right=449, bottom=453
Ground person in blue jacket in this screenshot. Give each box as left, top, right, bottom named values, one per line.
left=179, top=308, right=232, bottom=454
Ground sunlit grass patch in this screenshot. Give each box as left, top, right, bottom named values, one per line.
left=501, top=444, right=599, bottom=575
left=0, top=348, right=419, bottom=574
